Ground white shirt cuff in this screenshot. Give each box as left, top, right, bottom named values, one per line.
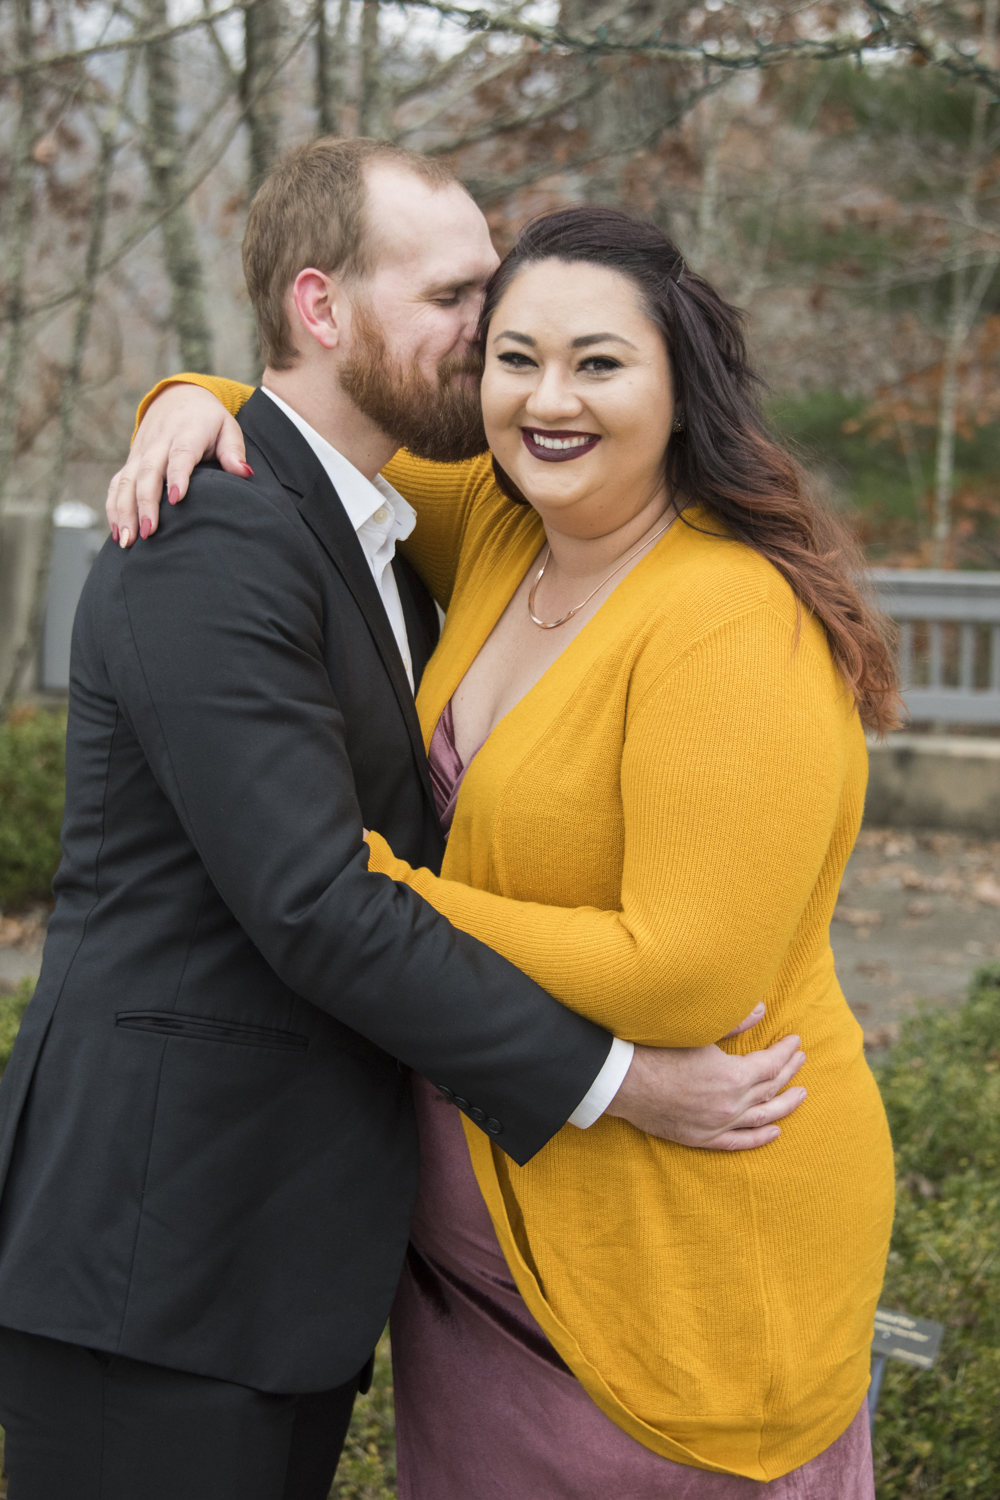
left=567, top=1037, right=634, bottom=1129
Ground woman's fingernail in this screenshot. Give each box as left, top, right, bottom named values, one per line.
left=241, top=463, right=254, bottom=477
left=119, top=527, right=130, bottom=549
left=111, top=524, right=119, bottom=543
left=139, top=517, right=151, bottom=540
left=168, top=484, right=180, bottom=505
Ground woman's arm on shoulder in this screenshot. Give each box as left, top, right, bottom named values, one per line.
left=108, top=375, right=254, bottom=545
left=366, top=604, right=855, bottom=1047
left=386, top=450, right=496, bottom=609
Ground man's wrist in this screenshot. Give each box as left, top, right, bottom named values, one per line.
left=568, top=1037, right=635, bottom=1129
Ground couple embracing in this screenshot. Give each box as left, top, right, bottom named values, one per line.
left=0, top=137, right=896, bottom=1499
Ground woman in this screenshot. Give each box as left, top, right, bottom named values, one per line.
left=117, top=207, right=897, bottom=1495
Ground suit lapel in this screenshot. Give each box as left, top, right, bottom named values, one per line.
left=238, top=390, right=436, bottom=808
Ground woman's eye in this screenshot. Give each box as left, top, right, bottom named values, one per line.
left=580, top=355, right=622, bottom=373
left=496, top=351, right=537, bottom=369
left=434, top=296, right=460, bottom=307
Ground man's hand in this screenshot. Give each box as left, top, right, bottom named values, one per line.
left=606, top=1006, right=807, bottom=1151
left=106, top=383, right=248, bottom=549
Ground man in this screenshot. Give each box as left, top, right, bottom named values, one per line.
left=0, top=138, right=805, bottom=1500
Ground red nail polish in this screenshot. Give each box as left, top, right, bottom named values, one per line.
left=241, top=463, right=254, bottom=477
left=111, top=524, right=119, bottom=543
left=168, top=484, right=180, bottom=505
left=140, top=517, right=152, bottom=540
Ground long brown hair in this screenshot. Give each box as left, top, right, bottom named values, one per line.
left=477, top=206, right=902, bottom=735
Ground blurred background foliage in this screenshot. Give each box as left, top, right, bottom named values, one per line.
left=7, top=0, right=1000, bottom=707
left=0, top=706, right=65, bottom=909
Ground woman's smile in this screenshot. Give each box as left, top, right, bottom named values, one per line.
left=521, top=428, right=601, bottom=462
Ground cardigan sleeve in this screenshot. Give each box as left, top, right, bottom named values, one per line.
left=366, top=605, right=857, bottom=1048
left=133, top=373, right=253, bottom=435
left=383, top=450, right=496, bottom=609
left=133, top=376, right=497, bottom=610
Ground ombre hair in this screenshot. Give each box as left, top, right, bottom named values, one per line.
left=477, top=205, right=902, bottom=735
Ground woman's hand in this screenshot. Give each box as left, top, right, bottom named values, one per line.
left=606, top=1005, right=807, bottom=1151
left=106, top=383, right=250, bottom=548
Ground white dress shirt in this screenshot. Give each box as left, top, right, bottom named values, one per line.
left=261, top=387, right=633, bottom=1127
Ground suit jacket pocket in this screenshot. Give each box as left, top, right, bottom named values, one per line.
left=115, top=1010, right=309, bottom=1053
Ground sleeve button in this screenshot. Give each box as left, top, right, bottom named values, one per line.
left=435, top=1085, right=455, bottom=1100
left=469, top=1106, right=486, bottom=1124
left=486, top=1118, right=503, bottom=1135
left=453, top=1097, right=470, bottom=1111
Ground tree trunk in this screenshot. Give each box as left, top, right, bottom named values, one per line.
left=316, top=0, right=352, bottom=135
left=244, top=0, right=284, bottom=197
left=1, top=61, right=133, bottom=718
left=930, top=0, right=998, bottom=568
left=0, top=0, right=38, bottom=521
left=144, top=0, right=214, bottom=372
left=358, top=0, right=383, bottom=137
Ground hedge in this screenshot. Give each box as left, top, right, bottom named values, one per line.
left=0, top=706, right=66, bottom=910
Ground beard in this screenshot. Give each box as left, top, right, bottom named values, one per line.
left=338, top=302, right=488, bottom=464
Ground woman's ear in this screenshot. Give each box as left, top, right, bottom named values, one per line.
left=290, top=268, right=341, bottom=353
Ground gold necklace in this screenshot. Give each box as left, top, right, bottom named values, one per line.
left=527, top=516, right=674, bottom=630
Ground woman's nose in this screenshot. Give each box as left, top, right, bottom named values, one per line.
left=525, top=366, right=583, bottom=421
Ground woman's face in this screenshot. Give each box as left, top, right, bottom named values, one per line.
left=481, top=258, right=675, bottom=538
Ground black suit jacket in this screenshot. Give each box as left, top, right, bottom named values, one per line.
left=0, top=392, right=611, bottom=1393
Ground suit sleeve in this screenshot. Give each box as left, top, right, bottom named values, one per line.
left=366, top=606, right=852, bottom=1047
left=106, top=469, right=611, bottom=1164
left=133, top=374, right=497, bottom=612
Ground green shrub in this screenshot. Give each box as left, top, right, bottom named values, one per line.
left=0, top=706, right=66, bottom=909
left=332, top=1334, right=396, bottom=1499
left=872, top=963, right=1000, bottom=1499
left=0, top=977, right=34, bottom=1075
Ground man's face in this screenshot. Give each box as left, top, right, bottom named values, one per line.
left=338, top=166, right=500, bottom=462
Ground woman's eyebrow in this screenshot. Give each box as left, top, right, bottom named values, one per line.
left=492, top=330, right=639, bottom=351
left=571, top=332, right=638, bottom=350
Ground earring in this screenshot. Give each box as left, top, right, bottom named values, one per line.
left=672, top=413, right=685, bottom=433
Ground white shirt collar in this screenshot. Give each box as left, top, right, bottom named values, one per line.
left=260, top=386, right=416, bottom=554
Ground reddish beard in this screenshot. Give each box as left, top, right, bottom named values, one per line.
left=338, top=304, right=488, bottom=464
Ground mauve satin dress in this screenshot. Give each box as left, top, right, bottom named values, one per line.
left=388, top=701, right=875, bottom=1499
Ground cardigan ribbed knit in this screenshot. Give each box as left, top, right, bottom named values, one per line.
left=138, top=376, right=895, bottom=1481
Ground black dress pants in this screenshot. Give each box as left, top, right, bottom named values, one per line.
left=0, top=1326, right=365, bottom=1500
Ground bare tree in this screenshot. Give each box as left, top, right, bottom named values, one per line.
left=932, top=0, right=1000, bottom=566
left=358, top=0, right=384, bottom=136
left=244, top=0, right=284, bottom=195
left=0, top=0, right=39, bottom=526
left=316, top=0, right=351, bottom=134
left=144, top=0, right=214, bottom=372
left=1, top=51, right=139, bottom=715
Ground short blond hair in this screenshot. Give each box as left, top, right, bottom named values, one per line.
left=242, top=137, right=458, bottom=370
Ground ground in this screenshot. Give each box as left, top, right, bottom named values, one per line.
left=832, top=828, right=1000, bottom=1048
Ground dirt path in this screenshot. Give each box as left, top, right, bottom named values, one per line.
left=832, top=828, right=1000, bottom=1047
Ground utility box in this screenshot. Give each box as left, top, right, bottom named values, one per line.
left=41, top=503, right=106, bottom=692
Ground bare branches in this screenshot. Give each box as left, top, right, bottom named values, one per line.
left=388, top=0, right=1000, bottom=98
left=0, top=0, right=255, bottom=82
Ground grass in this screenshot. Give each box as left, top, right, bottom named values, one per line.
left=1, top=970, right=998, bottom=1496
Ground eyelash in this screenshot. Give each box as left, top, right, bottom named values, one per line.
left=496, top=352, right=623, bottom=373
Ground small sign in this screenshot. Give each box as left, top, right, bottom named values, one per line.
left=872, top=1307, right=945, bottom=1369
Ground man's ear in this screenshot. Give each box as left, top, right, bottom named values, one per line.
left=290, top=268, right=342, bottom=352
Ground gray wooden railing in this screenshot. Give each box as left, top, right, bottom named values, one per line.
left=870, top=570, right=1000, bottom=726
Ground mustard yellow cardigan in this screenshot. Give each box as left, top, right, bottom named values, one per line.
left=138, top=376, right=895, bottom=1480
